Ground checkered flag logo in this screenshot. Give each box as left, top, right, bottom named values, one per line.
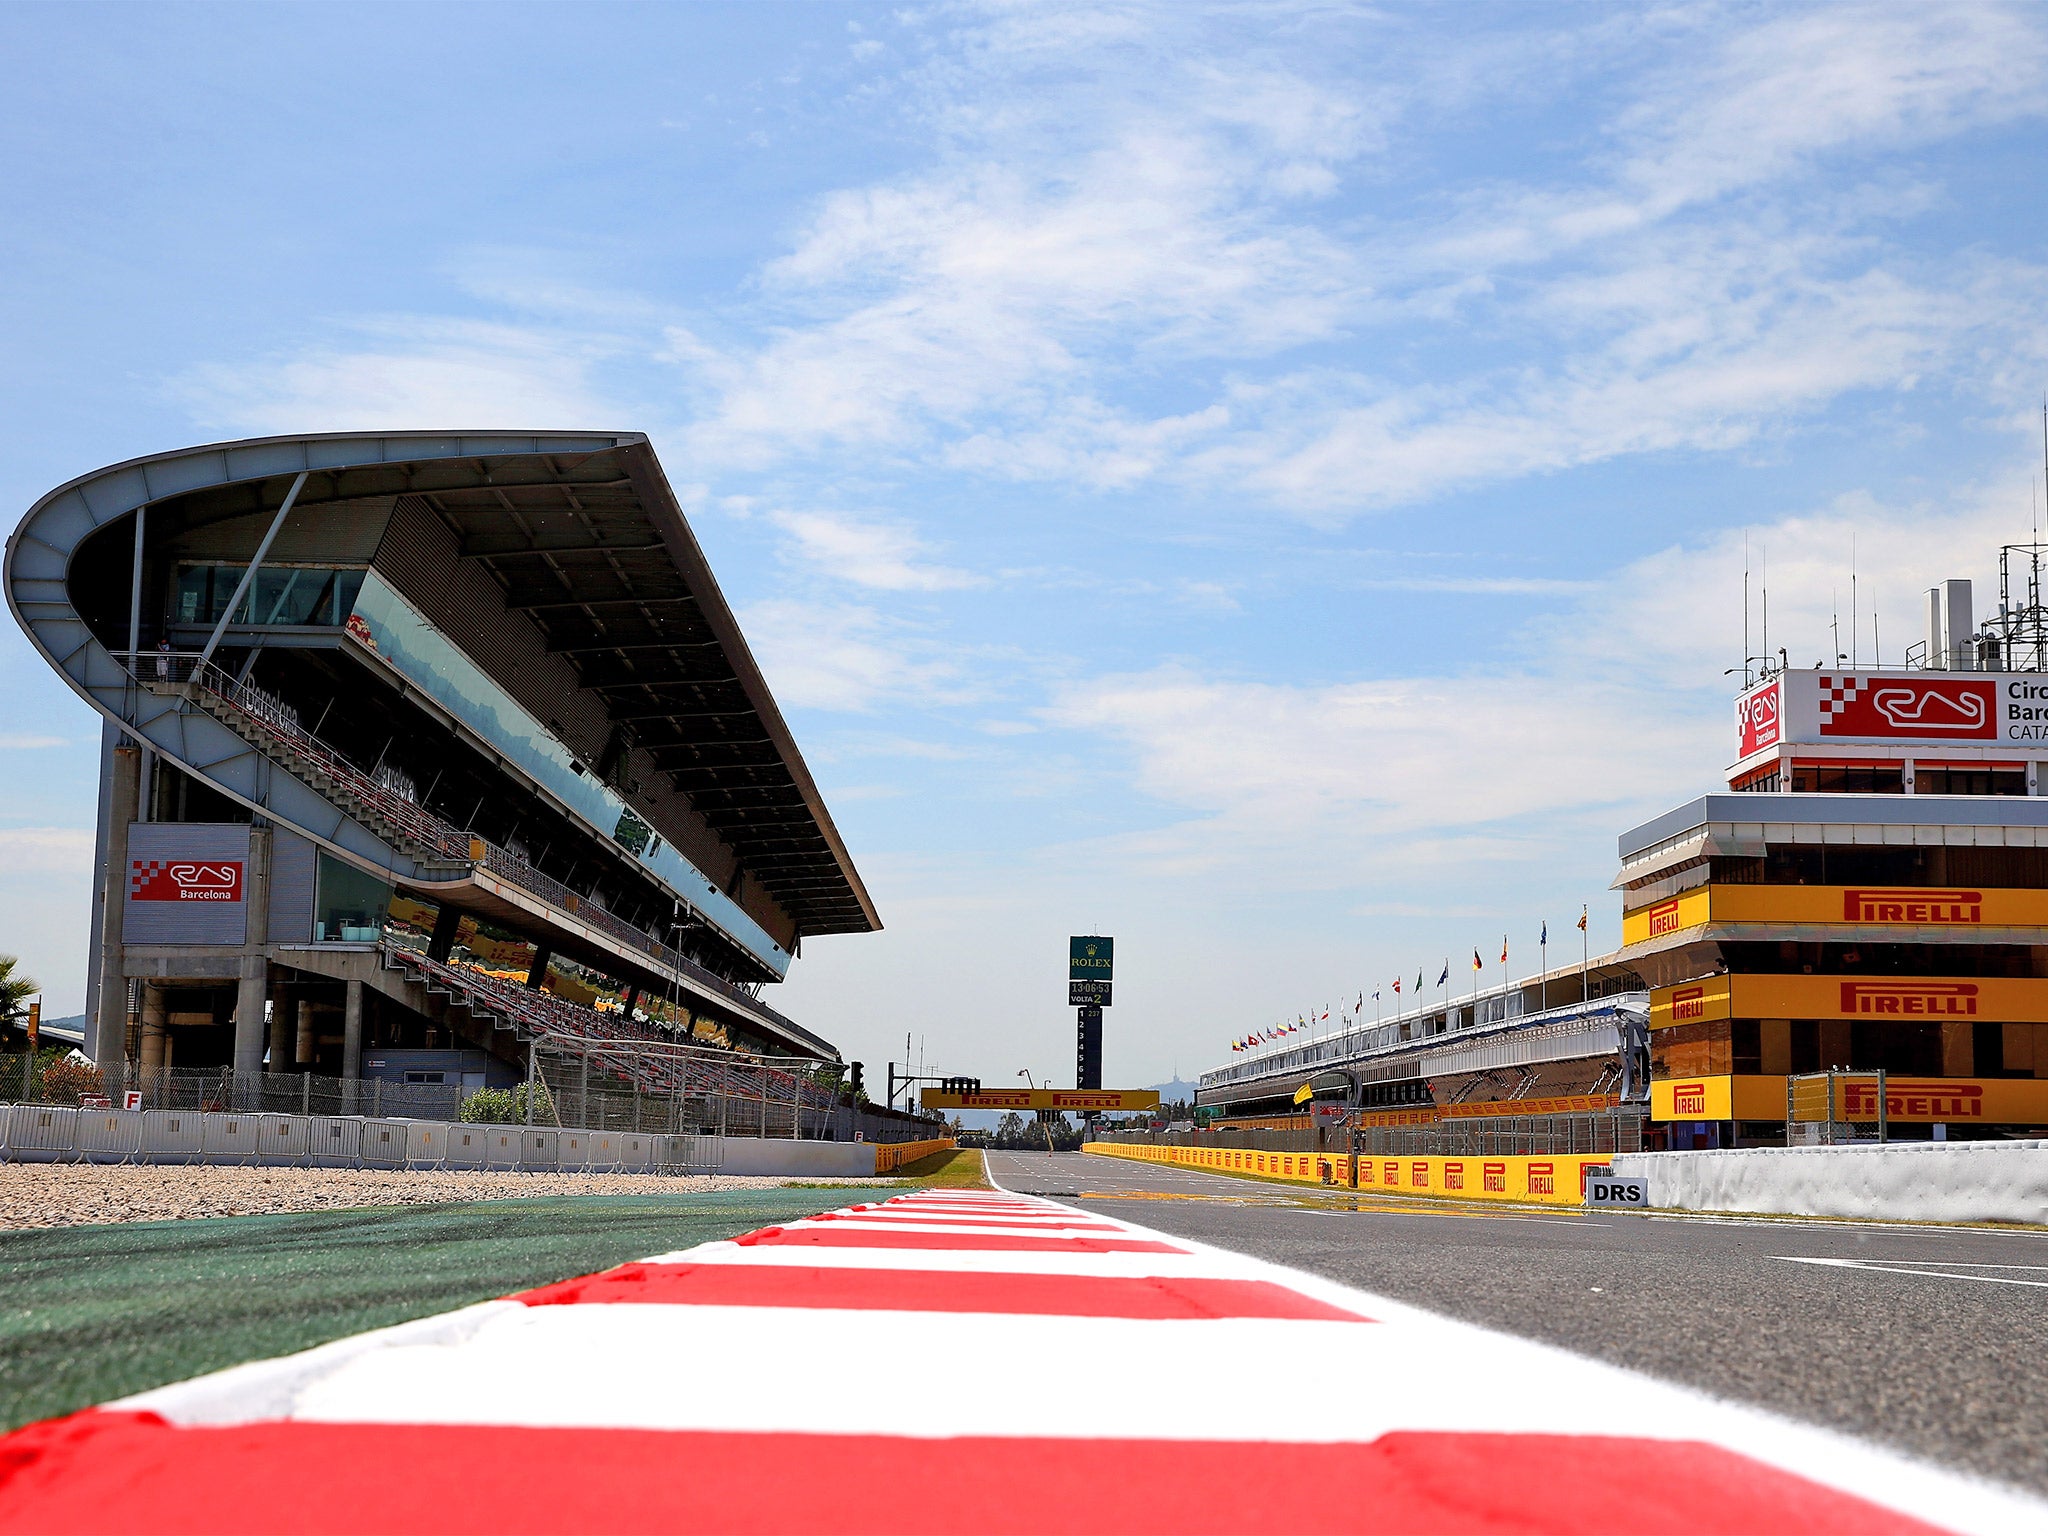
left=130, top=858, right=170, bottom=898
left=1817, top=674, right=1864, bottom=724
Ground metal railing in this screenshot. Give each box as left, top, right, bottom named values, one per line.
left=1097, top=1109, right=1646, bottom=1159
left=117, top=650, right=815, bottom=1045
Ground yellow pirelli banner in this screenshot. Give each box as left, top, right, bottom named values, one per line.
left=1080, top=1143, right=1616, bottom=1206
left=1649, top=973, right=2048, bottom=1029
left=1653, top=1074, right=2048, bottom=1124
left=1624, top=884, right=2048, bottom=945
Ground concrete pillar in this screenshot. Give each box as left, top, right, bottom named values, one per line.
left=91, top=743, right=141, bottom=1066
left=428, top=904, right=463, bottom=963
left=296, top=999, right=315, bottom=1067
left=343, top=980, right=363, bottom=1082
left=231, top=828, right=271, bottom=1100
left=139, top=985, right=169, bottom=1100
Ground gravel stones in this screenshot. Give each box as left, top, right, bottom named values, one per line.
left=0, top=1165, right=881, bottom=1230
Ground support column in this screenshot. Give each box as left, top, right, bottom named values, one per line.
left=296, top=999, right=315, bottom=1068
left=343, top=980, right=364, bottom=1084
left=267, top=990, right=292, bottom=1075
left=91, top=742, right=140, bottom=1067
left=428, top=904, right=463, bottom=964
left=139, top=985, right=169, bottom=1103
left=524, top=944, right=551, bottom=989
left=231, top=827, right=272, bottom=1098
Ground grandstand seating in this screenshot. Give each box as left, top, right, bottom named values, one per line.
left=378, top=943, right=836, bottom=1114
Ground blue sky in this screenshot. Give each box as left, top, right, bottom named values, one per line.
left=5, top=2, right=2048, bottom=1089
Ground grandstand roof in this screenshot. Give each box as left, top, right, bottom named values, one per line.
left=12, top=431, right=879, bottom=942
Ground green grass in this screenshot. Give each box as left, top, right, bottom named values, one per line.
left=0, top=1188, right=886, bottom=1432
left=892, top=1148, right=989, bottom=1188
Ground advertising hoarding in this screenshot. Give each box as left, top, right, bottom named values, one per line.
left=1650, top=973, right=2048, bottom=1028
left=1069, top=936, right=1114, bottom=981
left=122, top=823, right=250, bottom=945
left=1622, top=884, right=2048, bottom=945
left=919, top=1087, right=1159, bottom=1111
left=1652, top=1073, right=2048, bottom=1123
left=1737, top=669, right=2048, bottom=758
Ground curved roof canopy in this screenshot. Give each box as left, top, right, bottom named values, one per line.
left=7, top=430, right=879, bottom=941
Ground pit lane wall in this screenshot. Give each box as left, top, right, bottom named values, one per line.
left=1613, top=1141, right=2048, bottom=1225
left=1082, top=1141, right=1615, bottom=1207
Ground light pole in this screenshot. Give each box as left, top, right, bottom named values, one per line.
left=1018, top=1069, right=1056, bottom=1154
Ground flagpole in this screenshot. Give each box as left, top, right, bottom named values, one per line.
left=1580, top=903, right=1590, bottom=1012
left=1540, top=925, right=1548, bottom=1014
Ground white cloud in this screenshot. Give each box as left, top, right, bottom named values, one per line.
left=769, top=509, right=982, bottom=591
left=737, top=599, right=973, bottom=713
left=176, top=318, right=636, bottom=435
left=0, top=735, right=69, bottom=749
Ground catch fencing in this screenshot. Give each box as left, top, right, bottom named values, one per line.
left=1098, top=1108, right=1646, bottom=1159
left=0, top=1057, right=943, bottom=1148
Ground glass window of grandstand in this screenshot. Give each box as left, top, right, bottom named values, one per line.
left=174, top=564, right=366, bottom=628
left=314, top=853, right=392, bottom=942
left=1914, top=766, right=2028, bottom=796
left=1789, top=761, right=1904, bottom=794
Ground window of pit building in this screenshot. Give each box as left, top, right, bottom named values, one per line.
left=174, top=565, right=367, bottom=628
left=314, top=853, right=392, bottom=943
left=1790, top=761, right=1904, bottom=794
left=1914, top=766, right=2028, bottom=796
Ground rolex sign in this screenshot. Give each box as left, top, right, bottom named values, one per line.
left=1069, top=936, right=1113, bottom=982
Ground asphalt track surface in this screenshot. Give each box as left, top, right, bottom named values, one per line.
left=990, top=1149, right=2048, bottom=1498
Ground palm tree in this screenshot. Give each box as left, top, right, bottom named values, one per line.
left=0, top=955, right=38, bottom=1032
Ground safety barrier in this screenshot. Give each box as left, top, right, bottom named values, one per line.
left=1612, top=1141, right=2048, bottom=1224
left=874, top=1137, right=958, bottom=1175
left=443, top=1125, right=489, bottom=1169
left=0, top=1104, right=904, bottom=1179
left=1083, top=1141, right=1617, bottom=1207
left=5, top=1106, right=79, bottom=1162
left=358, top=1120, right=409, bottom=1168
left=74, top=1110, right=146, bottom=1164
left=254, top=1116, right=310, bottom=1166
left=310, top=1116, right=364, bottom=1167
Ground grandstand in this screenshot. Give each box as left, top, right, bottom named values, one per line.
left=6, top=432, right=882, bottom=1126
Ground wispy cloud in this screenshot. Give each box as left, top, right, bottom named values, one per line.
left=769, top=509, right=983, bottom=591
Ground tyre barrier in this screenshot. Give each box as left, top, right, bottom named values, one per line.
left=1084, top=1141, right=1617, bottom=1207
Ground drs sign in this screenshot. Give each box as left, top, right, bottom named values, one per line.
left=1583, top=1174, right=1649, bottom=1207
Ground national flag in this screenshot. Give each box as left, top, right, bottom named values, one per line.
left=1577, top=905, right=1588, bottom=932
left=1500, top=936, right=1508, bottom=965
left=1355, top=992, right=1363, bottom=1012
left=1372, top=988, right=1381, bottom=1002
left=1392, top=977, right=1401, bottom=995
left=1471, top=950, right=1483, bottom=971
left=1541, top=920, right=1548, bottom=946
left=1437, top=961, right=1448, bottom=986
left=1320, top=1007, right=1329, bottom=1021
left=1416, top=968, right=1424, bottom=993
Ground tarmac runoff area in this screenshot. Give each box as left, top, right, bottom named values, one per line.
left=991, top=1149, right=2048, bottom=1500
left=0, top=1164, right=883, bottom=1230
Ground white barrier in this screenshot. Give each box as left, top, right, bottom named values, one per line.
left=75, top=1110, right=146, bottom=1164
left=358, top=1120, right=409, bottom=1168
left=558, top=1131, right=593, bottom=1172
left=256, top=1116, right=309, bottom=1166
left=1614, top=1140, right=2048, bottom=1225
left=518, top=1129, right=559, bottom=1171
left=484, top=1127, right=523, bottom=1170
left=5, top=1106, right=79, bottom=1162
left=712, top=1138, right=879, bottom=1178
left=405, top=1122, right=448, bottom=1170
left=443, top=1125, right=489, bottom=1169
left=0, top=1104, right=888, bottom=1183
left=309, top=1116, right=363, bottom=1167
left=141, top=1110, right=204, bottom=1164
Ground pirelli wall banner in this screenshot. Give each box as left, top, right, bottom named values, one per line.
left=122, top=822, right=250, bottom=946
left=1653, top=1073, right=2048, bottom=1124
left=1740, top=668, right=2048, bottom=755
left=919, top=1088, right=1159, bottom=1112
left=1624, top=884, right=2048, bottom=944
left=1652, top=973, right=2048, bottom=1028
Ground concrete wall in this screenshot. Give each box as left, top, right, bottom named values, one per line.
left=713, top=1138, right=880, bottom=1178
left=1614, top=1142, right=2048, bottom=1224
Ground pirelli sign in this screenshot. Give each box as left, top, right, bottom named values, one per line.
left=1654, top=1074, right=2048, bottom=1124
left=1623, top=884, right=2048, bottom=945
left=1652, top=974, right=2048, bottom=1027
